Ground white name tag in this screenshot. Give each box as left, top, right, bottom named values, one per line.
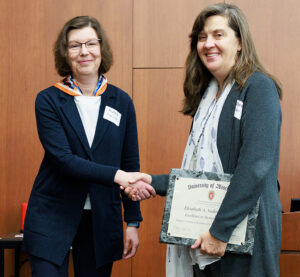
left=103, top=106, right=121, bottom=126
left=234, top=100, right=243, bottom=120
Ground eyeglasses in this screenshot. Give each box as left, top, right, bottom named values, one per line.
left=68, top=39, right=101, bottom=53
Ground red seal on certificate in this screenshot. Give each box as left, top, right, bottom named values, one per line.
left=208, top=190, right=215, bottom=200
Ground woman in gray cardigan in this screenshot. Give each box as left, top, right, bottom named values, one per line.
left=126, top=3, right=282, bottom=277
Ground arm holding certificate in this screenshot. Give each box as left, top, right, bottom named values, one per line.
left=126, top=170, right=259, bottom=256
left=121, top=3, right=282, bottom=276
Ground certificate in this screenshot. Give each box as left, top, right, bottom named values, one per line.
left=159, top=169, right=260, bottom=255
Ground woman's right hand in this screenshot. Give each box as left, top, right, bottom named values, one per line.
left=114, top=170, right=156, bottom=201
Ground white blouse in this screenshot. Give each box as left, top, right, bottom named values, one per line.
left=74, top=96, right=101, bottom=210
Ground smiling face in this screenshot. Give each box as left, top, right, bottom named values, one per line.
left=67, top=26, right=101, bottom=79
left=197, top=15, right=241, bottom=85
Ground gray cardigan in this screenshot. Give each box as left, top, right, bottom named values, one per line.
left=151, top=72, right=281, bottom=276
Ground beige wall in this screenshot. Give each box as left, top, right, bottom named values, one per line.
left=0, top=0, right=299, bottom=276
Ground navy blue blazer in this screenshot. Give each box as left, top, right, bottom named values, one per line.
left=24, top=83, right=142, bottom=267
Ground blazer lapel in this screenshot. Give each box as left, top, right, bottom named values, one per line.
left=59, top=96, right=93, bottom=159
left=91, top=88, right=116, bottom=152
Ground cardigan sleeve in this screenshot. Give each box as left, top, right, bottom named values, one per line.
left=151, top=174, right=169, bottom=196
left=35, top=92, right=118, bottom=186
left=209, top=73, right=281, bottom=242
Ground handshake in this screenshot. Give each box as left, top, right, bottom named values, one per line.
left=114, top=170, right=156, bottom=201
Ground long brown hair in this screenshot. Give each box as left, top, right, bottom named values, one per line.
left=182, top=3, right=282, bottom=116
left=54, top=16, right=113, bottom=77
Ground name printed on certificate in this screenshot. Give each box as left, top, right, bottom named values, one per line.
left=167, top=177, right=247, bottom=245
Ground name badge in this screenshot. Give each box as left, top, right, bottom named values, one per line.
left=234, top=100, right=243, bottom=120
left=103, top=106, right=121, bottom=126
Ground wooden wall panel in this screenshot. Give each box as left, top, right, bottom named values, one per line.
left=281, top=212, right=300, bottom=251
left=133, top=68, right=191, bottom=276
left=280, top=254, right=300, bottom=277
left=133, top=0, right=220, bottom=68
left=280, top=212, right=300, bottom=276
left=0, top=0, right=132, bottom=276
left=227, top=0, right=300, bottom=212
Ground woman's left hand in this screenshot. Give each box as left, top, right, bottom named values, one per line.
left=191, top=231, right=227, bottom=257
left=123, top=226, right=139, bottom=259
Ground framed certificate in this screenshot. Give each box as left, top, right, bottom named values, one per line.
left=159, top=169, right=259, bottom=255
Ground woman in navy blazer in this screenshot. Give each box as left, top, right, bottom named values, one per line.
left=24, top=16, right=154, bottom=277
left=126, top=4, right=282, bottom=277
